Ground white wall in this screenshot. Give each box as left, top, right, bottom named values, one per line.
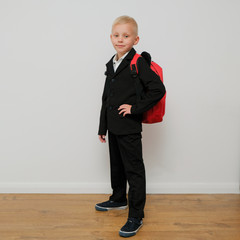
left=0, top=0, right=239, bottom=193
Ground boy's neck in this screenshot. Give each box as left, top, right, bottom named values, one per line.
left=116, top=50, right=130, bottom=61
left=116, top=53, right=124, bottom=60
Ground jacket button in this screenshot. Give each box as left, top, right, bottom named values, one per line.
left=109, top=106, right=112, bottom=110
left=110, top=92, right=113, bottom=97
left=111, top=78, right=115, bottom=82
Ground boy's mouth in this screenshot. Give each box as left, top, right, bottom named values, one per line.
left=116, top=45, right=125, bottom=47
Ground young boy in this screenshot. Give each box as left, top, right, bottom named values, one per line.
left=95, top=16, right=166, bottom=238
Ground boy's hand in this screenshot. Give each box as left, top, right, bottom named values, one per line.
left=99, top=135, right=106, bottom=143
left=118, top=104, right=132, bottom=116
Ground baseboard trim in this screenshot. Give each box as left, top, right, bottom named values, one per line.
left=0, top=182, right=239, bottom=194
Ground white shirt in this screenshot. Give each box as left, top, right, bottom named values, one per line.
left=113, top=51, right=130, bottom=72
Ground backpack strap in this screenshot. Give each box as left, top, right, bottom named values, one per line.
left=130, top=52, right=151, bottom=75
left=130, top=53, right=141, bottom=75
left=130, top=53, right=144, bottom=102
left=130, top=51, right=152, bottom=104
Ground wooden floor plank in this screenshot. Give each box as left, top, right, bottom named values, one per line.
left=0, top=194, right=239, bottom=240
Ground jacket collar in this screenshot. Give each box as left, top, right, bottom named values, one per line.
left=106, top=48, right=136, bottom=78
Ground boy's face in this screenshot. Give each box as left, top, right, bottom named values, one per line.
left=110, top=23, right=139, bottom=59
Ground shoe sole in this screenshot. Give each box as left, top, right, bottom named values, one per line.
left=119, top=223, right=143, bottom=237
left=95, top=205, right=128, bottom=211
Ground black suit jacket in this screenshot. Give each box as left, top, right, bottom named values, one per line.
left=98, top=48, right=166, bottom=135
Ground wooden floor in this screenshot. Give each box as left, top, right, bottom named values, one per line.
left=0, top=194, right=240, bottom=240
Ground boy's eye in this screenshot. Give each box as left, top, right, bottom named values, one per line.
left=125, top=35, right=129, bottom=38
left=114, top=35, right=118, bottom=37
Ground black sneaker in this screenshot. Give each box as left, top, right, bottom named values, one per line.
left=95, top=200, right=128, bottom=211
left=119, top=217, right=143, bottom=237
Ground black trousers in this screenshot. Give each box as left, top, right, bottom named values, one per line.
left=108, top=130, right=146, bottom=219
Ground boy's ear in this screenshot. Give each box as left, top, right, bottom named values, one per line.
left=134, top=36, right=140, bottom=45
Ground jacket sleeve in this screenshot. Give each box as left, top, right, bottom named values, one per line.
left=131, top=57, right=166, bottom=115
left=98, top=77, right=108, bottom=135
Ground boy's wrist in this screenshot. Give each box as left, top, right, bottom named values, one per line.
left=98, top=129, right=107, bottom=135
left=131, top=105, right=136, bottom=114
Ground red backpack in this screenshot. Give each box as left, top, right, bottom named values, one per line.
left=130, top=52, right=166, bottom=123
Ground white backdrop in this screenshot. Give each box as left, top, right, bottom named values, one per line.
left=0, top=0, right=239, bottom=193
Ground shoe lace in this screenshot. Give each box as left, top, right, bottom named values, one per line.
left=128, top=217, right=141, bottom=223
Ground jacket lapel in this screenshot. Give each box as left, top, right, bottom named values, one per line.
left=106, top=48, right=136, bottom=78
left=106, top=56, right=115, bottom=77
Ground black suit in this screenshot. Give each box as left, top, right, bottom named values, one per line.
left=98, top=47, right=166, bottom=219
left=98, top=47, right=166, bottom=136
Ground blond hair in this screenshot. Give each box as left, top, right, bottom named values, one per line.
left=112, top=15, right=138, bottom=36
